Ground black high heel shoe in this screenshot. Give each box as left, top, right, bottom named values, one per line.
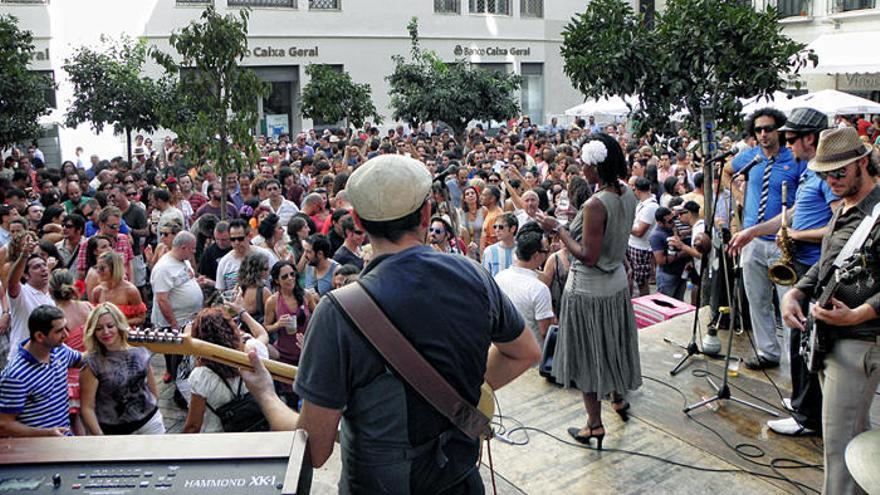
left=612, top=400, right=630, bottom=422
left=567, top=424, right=605, bottom=450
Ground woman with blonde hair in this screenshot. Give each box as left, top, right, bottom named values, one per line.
left=49, top=269, right=92, bottom=436
left=91, top=251, right=147, bottom=325
left=79, top=303, right=164, bottom=435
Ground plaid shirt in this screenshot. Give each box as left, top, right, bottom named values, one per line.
left=76, top=233, right=134, bottom=281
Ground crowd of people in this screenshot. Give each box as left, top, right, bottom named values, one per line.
left=0, top=108, right=879, bottom=494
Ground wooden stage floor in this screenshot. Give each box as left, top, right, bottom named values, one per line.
left=155, top=307, right=880, bottom=494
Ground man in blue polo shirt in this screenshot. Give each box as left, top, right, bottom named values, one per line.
left=0, top=305, right=81, bottom=437
left=726, top=108, right=807, bottom=370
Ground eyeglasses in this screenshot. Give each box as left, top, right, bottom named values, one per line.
left=106, top=224, right=119, bottom=230
left=817, top=166, right=850, bottom=181
left=754, top=125, right=777, bottom=135
left=160, top=231, right=173, bottom=237
left=230, top=236, right=246, bottom=242
left=784, top=134, right=803, bottom=145
left=279, top=272, right=294, bottom=280
left=123, top=179, right=135, bottom=184
left=429, top=227, right=446, bottom=235
left=63, top=223, right=74, bottom=228
left=488, top=178, right=500, bottom=183
left=267, top=186, right=280, bottom=191
left=126, top=192, right=137, bottom=198
left=493, top=224, right=506, bottom=230
left=354, top=230, right=364, bottom=235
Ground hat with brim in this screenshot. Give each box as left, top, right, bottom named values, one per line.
left=778, top=107, right=828, bottom=133
left=809, top=127, right=872, bottom=173
left=347, top=154, right=432, bottom=222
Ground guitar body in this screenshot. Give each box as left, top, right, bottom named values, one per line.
left=802, top=309, right=835, bottom=374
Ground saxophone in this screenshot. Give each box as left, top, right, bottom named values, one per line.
left=768, top=182, right=798, bottom=286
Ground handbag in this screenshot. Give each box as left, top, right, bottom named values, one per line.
left=328, top=282, right=491, bottom=440
left=204, top=375, right=269, bottom=432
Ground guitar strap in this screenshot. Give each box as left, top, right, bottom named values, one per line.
left=832, top=202, right=880, bottom=268
left=328, top=282, right=492, bottom=441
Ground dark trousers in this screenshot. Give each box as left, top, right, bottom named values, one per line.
left=790, top=260, right=822, bottom=430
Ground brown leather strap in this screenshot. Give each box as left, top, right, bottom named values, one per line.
left=329, top=282, right=490, bottom=440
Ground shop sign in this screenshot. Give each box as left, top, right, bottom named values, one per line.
left=453, top=45, right=531, bottom=57
left=30, top=48, right=50, bottom=62
left=839, top=73, right=880, bottom=91
left=245, top=46, right=319, bottom=58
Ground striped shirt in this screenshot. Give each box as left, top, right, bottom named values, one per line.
left=0, top=341, right=81, bottom=432
left=482, top=242, right=516, bottom=278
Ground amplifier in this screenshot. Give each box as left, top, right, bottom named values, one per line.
left=0, top=430, right=311, bottom=495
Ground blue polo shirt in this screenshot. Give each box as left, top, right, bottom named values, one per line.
left=732, top=146, right=806, bottom=240
left=791, top=168, right=838, bottom=265
left=0, top=341, right=81, bottom=433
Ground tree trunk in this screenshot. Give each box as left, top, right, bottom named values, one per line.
left=126, top=127, right=132, bottom=165
left=219, top=134, right=228, bottom=222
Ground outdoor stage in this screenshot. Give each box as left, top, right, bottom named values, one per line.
left=155, top=307, right=880, bottom=494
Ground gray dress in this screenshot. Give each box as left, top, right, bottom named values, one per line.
left=551, top=187, right=643, bottom=398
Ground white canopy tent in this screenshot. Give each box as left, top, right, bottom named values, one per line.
left=564, top=96, right=639, bottom=118
left=787, top=89, right=880, bottom=116
left=739, top=91, right=797, bottom=116
left=799, top=32, right=880, bottom=75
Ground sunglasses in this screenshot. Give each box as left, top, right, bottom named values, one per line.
left=754, top=125, right=777, bottom=135
left=63, top=223, right=74, bottom=228
left=493, top=224, right=506, bottom=230
left=230, top=236, right=246, bottom=242
left=279, top=272, right=294, bottom=280
left=429, top=227, right=446, bottom=235
left=817, top=166, right=850, bottom=181
left=106, top=224, right=120, bottom=230
left=784, top=134, right=803, bottom=145
left=124, top=179, right=135, bottom=184
left=127, top=192, right=137, bottom=197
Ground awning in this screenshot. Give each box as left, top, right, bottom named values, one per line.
left=800, top=31, right=880, bottom=75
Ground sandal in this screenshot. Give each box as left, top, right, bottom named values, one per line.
left=612, top=400, right=630, bottom=422
left=567, top=423, right=605, bottom=450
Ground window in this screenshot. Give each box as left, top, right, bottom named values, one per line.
left=774, top=0, right=809, bottom=16
left=520, top=63, right=543, bottom=126
left=435, top=0, right=460, bottom=13
left=175, top=0, right=211, bottom=4
left=309, top=0, right=340, bottom=9
left=639, top=0, right=655, bottom=27
left=228, top=0, right=296, bottom=6
left=469, top=0, right=510, bottom=15
left=520, top=0, right=542, bottom=17
left=34, top=70, right=56, bottom=109
left=834, top=0, right=874, bottom=11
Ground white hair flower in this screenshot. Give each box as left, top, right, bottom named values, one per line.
left=581, top=140, right=608, bottom=166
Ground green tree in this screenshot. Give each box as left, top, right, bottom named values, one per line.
left=153, top=6, right=269, bottom=220
left=64, top=36, right=164, bottom=163
left=0, top=15, right=54, bottom=152
left=561, top=0, right=817, bottom=132
left=301, top=64, right=382, bottom=130
left=387, top=18, right=522, bottom=141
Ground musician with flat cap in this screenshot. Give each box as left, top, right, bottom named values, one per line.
left=243, top=154, right=540, bottom=494
left=781, top=127, right=880, bottom=495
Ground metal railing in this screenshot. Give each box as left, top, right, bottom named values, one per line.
left=228, top=0, right=296, bottom=6
left=309, top=0, right=340, bottom=9
left=469, top=0, right=511, bottom=15
left=832, top=0, right=875, bottom=12
left=520, top=0, right=543, bottom=17
left=435, top=0, right=460, bottom=13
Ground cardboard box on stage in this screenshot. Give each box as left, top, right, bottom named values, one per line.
left=632, top=293, right=695, bottom=329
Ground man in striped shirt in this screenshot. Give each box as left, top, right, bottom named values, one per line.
left=0, top=305, right=81, bottom=437
left=482, top=213, right=519, bottom=277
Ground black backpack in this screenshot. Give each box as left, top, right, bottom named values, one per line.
left=205, top=375, right=269, bottom=432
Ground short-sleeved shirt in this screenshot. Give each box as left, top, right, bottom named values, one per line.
left=76, top=233, right=134, bottom=279
left=294, top=246, right=524, bottom=492
left=260, top=198, right=300, bottom=228
left=650, top=225, right=688, bottom=277
left=186, top=367, right=242, bottom=433
left=214, top=246, right=276, bottom=292
left=791, top=168, right=838, bottom=265
left=0, top=342, right=81, bottom=432
left=7, top=285, right=55, bottom=362
left=494, top=266, right=554, bottom=348
left=150, top=255, right=203, bottom=327
left=333, top=245, right=364, bottom=271
left=303, top=260, right=339, bottom=296
left=732, top=146, right=806, bottom=240
left=628, top=197, right=659, bottom=251
left=83, top=347, right=156, bottom=428
left=482, top=242, right=516, bottom=277
left=85, top=219, right=129, bottom=238
left=122, top=203, right=148, bottom=255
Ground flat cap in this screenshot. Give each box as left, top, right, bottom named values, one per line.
left=778, top=107, right=828, bottom=133
left=347, top=154, right=432, bottom=222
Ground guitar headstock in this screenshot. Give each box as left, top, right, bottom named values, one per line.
left=128, top=327, right=194, bottom=355
left=837, top=252, right=870, bottom=283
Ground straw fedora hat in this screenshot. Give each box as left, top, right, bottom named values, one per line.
left=809, top=127, right=872, bottom=173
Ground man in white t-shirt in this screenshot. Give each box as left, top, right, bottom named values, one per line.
left=626, top=177, right=659, bottom=297
left=5, top=236, right=55, bottom=365
left=260, top=178, right=299, bottom=227
left=494, top=229, right=554, bottom=349
left=150, top=232, right=203, bottom=329
left=215, top=219, right=276, bottom=294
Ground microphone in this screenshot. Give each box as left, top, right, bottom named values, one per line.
left=706, top=149, right=736, bottom=164
left=733, top=154, right=764, bottom=180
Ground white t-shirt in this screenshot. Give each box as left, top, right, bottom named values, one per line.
left=628, top=197, right=659, bottom=251
left=214, top=246, right=277, bottom=292
left=494, top=266, right=554, bottom=349
left=7, top=284, right=55, bottom=361
left=691, top=219, right=706, bottom=274
left=260, top=198, right=300, bottom=229
left=150, top=255, right=203, bottom=327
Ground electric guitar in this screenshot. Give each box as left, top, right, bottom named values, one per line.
left=128, top=327, right=497, bottom=425
left=801, top=253, right=869, bottom=373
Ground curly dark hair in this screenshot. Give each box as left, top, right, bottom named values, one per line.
left=745, top=107, right=787, bottom=138
left=191, top=308, right=240, bottom=380
left=238, top=252, right=269, bottom=289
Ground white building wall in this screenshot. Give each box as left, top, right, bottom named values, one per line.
left=2, top=0, right=589, bottom=164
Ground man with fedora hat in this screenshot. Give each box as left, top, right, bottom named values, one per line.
left=241, top=154, right=541, bottom=493
left=782, top=127, right=880, bottom=494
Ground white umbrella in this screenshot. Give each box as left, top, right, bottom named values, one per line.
left=740, top=91, right=796, bottom=116
left=787, top=89, right=880, bottom=116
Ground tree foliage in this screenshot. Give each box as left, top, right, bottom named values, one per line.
left=64, top=36, right=164, bottom=162
left=301, top=64, right=382, bottom=129
left=387, top=18, right=522, bottom=140
left=0, top=15, right=54, bottom=151
left=561, top=0, right=817, bottom=132
left=153, top=6, right=269, bottom=219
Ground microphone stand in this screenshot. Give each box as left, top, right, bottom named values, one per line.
left=682, top=158, right=779, bottom=416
